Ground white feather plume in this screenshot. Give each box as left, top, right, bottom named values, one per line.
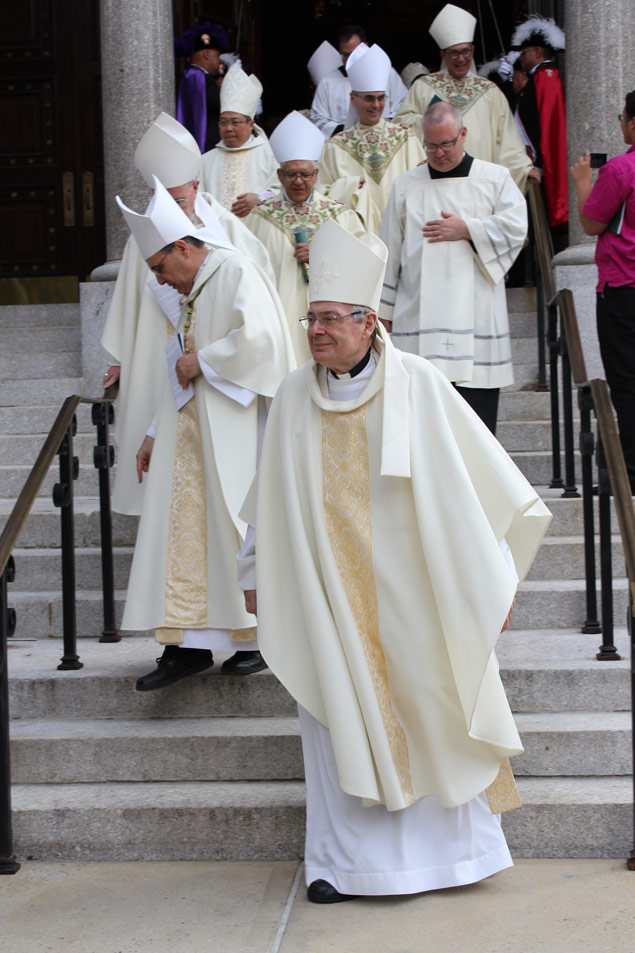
left=511, top=16, right=565, bottom=52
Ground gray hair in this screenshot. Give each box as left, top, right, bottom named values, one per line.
left=351, top=305, right=374, bottom=323
left=279, top=160, right=319, bottom=172
left=423, top=101, right=463, bottom=132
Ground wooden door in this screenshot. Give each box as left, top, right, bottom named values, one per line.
left=0, top=0, right=104, bottom=303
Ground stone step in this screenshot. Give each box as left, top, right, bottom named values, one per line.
left=511, top=450, right=557, bottom=484
left=9, top=776, right=631, bottom=862
left=0, top=498, right=137, bottom=549
left=0, top=326, right=81, bottom=355
left=10, top=779, right=306, bottom=862
left=0, top=432, right=99, bottom=468
left=507, top=362, right=539, bottom=391
left=498, top=389, right=551, bottom=421
left=8, top=632, right=630, bottom=721
left=0, top=377, right=82, bottom=408
left=498, top=420, right=552, bottom=452
left=0, top=303, right=80, bottom=330
left=8, top=590, right=132, bottom=640
left=0, top=461, right=107, bottom=499
left=0, top=402, right=97, bottom=435
left=9, top=716, right=305, bottom=784
left=526, top=536, right=624, bottom=580
left=539, top=488, right=621, bottom=536
left=513, top=578, right=629, bottom=629
left=499, top=630, right=630, bottom=713
left=506, top=287, right=536, bottom=313
left=510, top=336, right=541, bottom=365
left=0, top=351, right=81, bottom=381
left=512, top=712, right=631, bottom=776
left=508, top=312, right=539, bottom=338
left=502, top=777, right=633, bottom=859
left=9, top=710, right=630, bottom=785
left=8, top=546, right=133, bottom=591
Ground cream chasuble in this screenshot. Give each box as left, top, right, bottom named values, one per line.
left=199, top=135, right=279, bottom=210
left=246, top=190, right=366, bottom=362
left=380, top=159, right=527, bottom=389
left=101, top=192, right=274, bottom=516
left=121, top=248, right=295, bottom=636
left=319, top=119, right=425, bottom=233
left=395, top=72, right=532, bottom=193
left=244, top=329, right=550, bottom=812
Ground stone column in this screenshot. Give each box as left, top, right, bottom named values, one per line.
left=96, top=0, right=175, bottom=273
left=554, top=0, right=635, bottom=378
left=83, top=0, right=174, bottom=396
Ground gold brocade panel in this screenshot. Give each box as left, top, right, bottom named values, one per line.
left=220, top=151, right=250, bottom=210
left=322, top=406, right=416, bottom=806
left=164, top=308, right=209, bottom=630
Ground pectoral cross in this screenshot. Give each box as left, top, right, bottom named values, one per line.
left=311, top=259, right=338, bottom=296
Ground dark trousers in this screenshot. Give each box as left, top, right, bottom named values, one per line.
left=454, top=385, right=500, bottom=436
left=596, top=285, right=635, bottom=490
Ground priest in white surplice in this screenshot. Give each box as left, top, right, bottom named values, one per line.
left=199, top=64, right=278, bottom=218
left=246, top=110, right=366, bottom=362
left=238, top=219, right=550, bottom=902
left=117, top=178, right=295, bottom=688
left=101, top=112, right=274, bottom=518
left=395, top=4, right=535, bottom=193
left=380, top=102, right=527, bottom=434
left=319, top=44, right=425, bottom=233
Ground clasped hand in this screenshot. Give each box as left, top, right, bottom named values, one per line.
left=423, top=210, right=469, bottom=242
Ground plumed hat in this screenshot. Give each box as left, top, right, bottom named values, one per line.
left=347, top=43, right=392, bottom=93
left=307, top=41, right=342, bottom=85
left=174, top=23, right=228, bottom=57
left=135, top=112, right=200, bottom=189
left=270, top=111, right=326, bottom=164
left=429, top=4, right=477, bottom=49
left=511, top=16, right=565, bottom=53
left=220, top=63, right=262, bottom=118
left=401, top=61, right=430, bottom=88
left=309, top=218, right=388, bottom=312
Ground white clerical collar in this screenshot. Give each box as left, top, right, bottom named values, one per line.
left=326, top=350, right=377, bottom=400
left=191, top=63, right=208, bottom=74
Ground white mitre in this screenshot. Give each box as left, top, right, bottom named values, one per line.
left=134, top=112, right=201, bottom=189
left=344, top=41, right=369, bottom=75
left=307, top=40, right=342, bottom=85
left=117, top=175, right=233, bottom=259
left=270, top=111, right=326, bottom=164
left=429, top=3, right=477, bottom=48
left=220, top=63, right=262, bottom=118
left=346, top=43, right=392, bottom=93
left=309, top=218, right=387, bottom=311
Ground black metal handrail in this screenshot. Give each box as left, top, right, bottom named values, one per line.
left=0, top=391, right=117, bottom=875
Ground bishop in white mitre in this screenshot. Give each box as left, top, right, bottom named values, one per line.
left=117, top=178, right=295, bottom=686
left=238, top=219, right=551, bottom=902
left=245, top=110, right=366, bottom=362
left=101, top=112, right=275, bottom=517
left=199, top=64, right=278, bottom=217
left=395, top=4, right=533, bottom=192
left=319, top=44, right=425, bottom=233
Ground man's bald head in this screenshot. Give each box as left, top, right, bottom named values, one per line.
left=423, top=101, right=463, bottom=134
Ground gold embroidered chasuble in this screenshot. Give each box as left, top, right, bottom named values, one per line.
left=245, top=330, right=551, bottom=812
left=121, top=248, right=296, bottom=637
left=395, top=72, right=532, bottom=192
left=246, top=190, right=366, bottom=362
left=320, top=119, right=425, bottom=233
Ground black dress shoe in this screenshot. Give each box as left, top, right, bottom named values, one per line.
left=220, top=650, right=268, bottom=675
left=135, top=645, right=214, bottom=692
left=307, top=879, right=359, bottom=904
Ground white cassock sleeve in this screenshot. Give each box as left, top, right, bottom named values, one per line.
left=378, top=179, right=406, bottom=324
left=465, top=169, right=528, bottom=285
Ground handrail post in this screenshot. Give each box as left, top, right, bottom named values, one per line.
left=534, top=259, right=548, bottom=391
left=595, top=437, right=621, bottom=661
left=0, top=557, right=20, bottom=874
left=560, top=326, right=579, bottom=497
left=53, top=418, right=82, bottom=671
left=579, top=386, right=601, bottom=633
left=548, top=301, right=563, bottom=489
left=92, top=402, right=120, bottom=643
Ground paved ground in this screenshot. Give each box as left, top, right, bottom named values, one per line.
left=1, top=858, right=634, bottom=953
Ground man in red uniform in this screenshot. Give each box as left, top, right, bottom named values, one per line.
left=512, top=16, right=567, bottom=236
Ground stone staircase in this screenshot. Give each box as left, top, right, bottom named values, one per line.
left=2, top=292, right=632, bottom=861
